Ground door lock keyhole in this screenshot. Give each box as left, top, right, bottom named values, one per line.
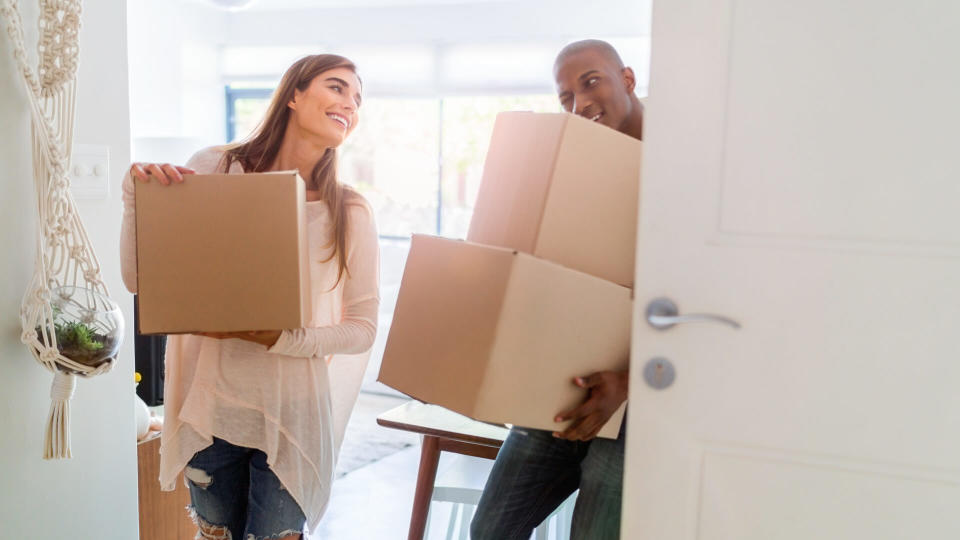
left=643, top=357, right=676, bottom=390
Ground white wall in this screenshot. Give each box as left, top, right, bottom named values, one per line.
left=127, top=0, right=651, bottom=157
left=223, top=0, right=651, bottom=95
left=0, top=2, right=139, bottom=538
left=226, top=0, right=651, bottom=46
left=128, top=0, right=227, bottom=158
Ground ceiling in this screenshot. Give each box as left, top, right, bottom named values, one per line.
left=196, top=0, right=514, bottom=10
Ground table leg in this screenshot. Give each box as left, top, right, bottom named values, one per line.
left=408, top=435, right=441, bottom=540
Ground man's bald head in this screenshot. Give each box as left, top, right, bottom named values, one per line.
left=553, top=39, right=625, bottom=75
left=553, top=39, right=643, bottom=139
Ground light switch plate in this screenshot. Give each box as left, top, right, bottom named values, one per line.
left=70, top=144, right=110, bottom=200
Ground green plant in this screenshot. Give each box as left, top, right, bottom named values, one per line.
left=56, top=320, right=104, bottom=352
left=35, top=306, right=113, bottom=368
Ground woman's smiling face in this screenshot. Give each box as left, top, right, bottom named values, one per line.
left=288, top=66, right=363, bottom=148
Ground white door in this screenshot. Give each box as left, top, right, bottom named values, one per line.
left=624, top=1, right=960, bottom=538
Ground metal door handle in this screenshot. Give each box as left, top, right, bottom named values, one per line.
left=645, top=297, right=741, bottom=330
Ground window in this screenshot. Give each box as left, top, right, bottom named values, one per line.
left=339, top=98, right=441, bottom=238
left=225, top=91, right=559, bottom=238
left=225, top=89, right=561, bottom=393
left=225, top=86, right=273, bottom=143
left=439, top=95, right=558, bottom=238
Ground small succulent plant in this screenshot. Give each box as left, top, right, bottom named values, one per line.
left=37, top=304, right=115, bottom=368
left=55, top=320, right=106, bottom=353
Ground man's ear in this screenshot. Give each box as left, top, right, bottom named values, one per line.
left=622, top=67, right=637, bottom=93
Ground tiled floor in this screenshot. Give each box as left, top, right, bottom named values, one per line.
left=310, top=422, right=495, bottom=539
left=334, top=392, right=420, bottom=479
left=311, top=390, right=507, bottom=539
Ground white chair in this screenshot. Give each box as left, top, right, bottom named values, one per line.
left=426, top=486, right=578, bottom=540
left=534, top=491, right=577, bottom=540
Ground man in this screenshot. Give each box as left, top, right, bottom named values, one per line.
left=470, top=39, right=643, bottom=540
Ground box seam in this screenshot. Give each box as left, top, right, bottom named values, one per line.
left=532, top=115, right=569, bottom=253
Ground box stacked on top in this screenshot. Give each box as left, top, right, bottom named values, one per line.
left=379, top=112, right=643, bottom=438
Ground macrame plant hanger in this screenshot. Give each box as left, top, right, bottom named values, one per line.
left=2, top=0, right=123, bottom=459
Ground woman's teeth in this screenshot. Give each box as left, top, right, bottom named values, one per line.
left=328, top=113, right=348, bottom=128
left=590, top=113, right=603, bottom=122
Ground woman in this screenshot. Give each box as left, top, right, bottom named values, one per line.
left=120, top=54, right=379, bottom=540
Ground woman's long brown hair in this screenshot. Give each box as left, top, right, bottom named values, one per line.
left=222, top=54, right=363, bottom=285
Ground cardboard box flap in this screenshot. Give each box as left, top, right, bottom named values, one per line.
left=467, top=111, right=642, bottom=287
left=477, top=252, right=632, bottom=439
left=536, top=115, right=643, bottom=287
left=378, top=235, right=632, bottom=439
left=467, top=113, right=568, bottom=252
left=377, top=235, right=516, bottom=417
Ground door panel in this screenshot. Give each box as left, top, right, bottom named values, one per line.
left=625, top=0, right=960, bottom=537
left=717, top=0, right=960, bottom=245
left=698, top=448, right=960, bottom=540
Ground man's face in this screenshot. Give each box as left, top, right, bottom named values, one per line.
left=554, top=49, right=634, bottom=133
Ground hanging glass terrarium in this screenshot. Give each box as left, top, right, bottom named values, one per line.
left=40, top=286, right=123, bottom=371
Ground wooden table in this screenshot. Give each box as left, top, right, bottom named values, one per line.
left=377, top=401, right=510, bottom=540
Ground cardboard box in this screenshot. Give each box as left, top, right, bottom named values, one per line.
left=378, top=235, right=631, bottom=439
left=135, top=171, right=311, bottom=334
left=467, top=112, right=643, bottom=287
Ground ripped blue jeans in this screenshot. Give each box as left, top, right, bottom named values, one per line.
left=184, top=437, right=306, bottom=540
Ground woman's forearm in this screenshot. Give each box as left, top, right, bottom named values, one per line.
left=268, top=298, right=378, bottom=358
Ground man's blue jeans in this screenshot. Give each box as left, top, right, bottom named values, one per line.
left=470, top=424, right=625, bottom=540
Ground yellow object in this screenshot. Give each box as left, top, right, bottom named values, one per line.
left=135, top=372, right=142, bottom=383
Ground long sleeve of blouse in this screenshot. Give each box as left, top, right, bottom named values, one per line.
left=268, top=202, right=380, bottom=358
